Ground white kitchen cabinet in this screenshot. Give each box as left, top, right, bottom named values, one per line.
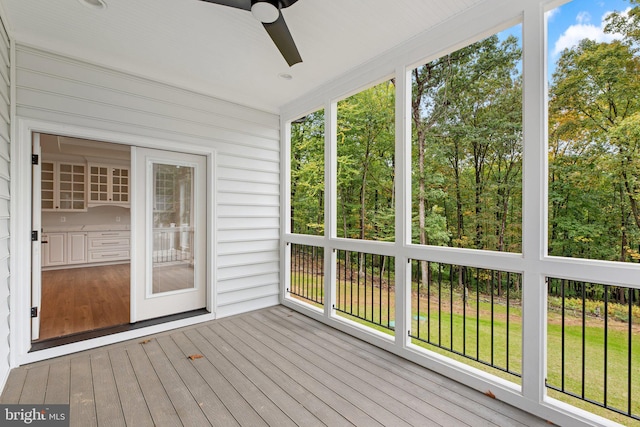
left=87, top=230, right=130, bottom=263
left=41, top=230, right=130, bottom=269
left=41, top=160, right=87, bottom=212
left=88, top=163, right=130, bottom=207
left=67, top=232, right=88, bottom=264
left=42, top=232, right=67, bottom=267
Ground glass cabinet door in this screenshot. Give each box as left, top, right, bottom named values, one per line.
left=41, top=161, right=55, bottom=210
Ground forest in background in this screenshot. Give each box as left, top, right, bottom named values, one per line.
left=291, top=1, right=640, bottom=285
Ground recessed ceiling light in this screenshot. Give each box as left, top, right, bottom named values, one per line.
left=279, top=73, right=293, bottom=80
left=78, top=0, right=107, bottom=10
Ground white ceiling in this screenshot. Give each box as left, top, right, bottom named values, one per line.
left=0, top=0, right=485, bottom=113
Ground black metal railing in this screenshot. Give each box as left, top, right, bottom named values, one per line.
left=153, top=227, right=194, bottom=264
left=409, top=259, right=522, bottom=378
left=289, top=243, right=324, bottom=306
left=334, top=250, right=394, bottom=332
left=546, top=278, right=639, bottom=421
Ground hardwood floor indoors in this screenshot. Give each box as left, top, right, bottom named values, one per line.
left=38, top=264, right=130, bottom=341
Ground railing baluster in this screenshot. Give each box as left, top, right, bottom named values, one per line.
left=288, top=244, right=324, bottom=307
left=582, top=281, right=586, bottom=400
left=506, top=272, right=510, bottom=373
left=408, top=260, right=521, bottom=379
left=629, top=288, right=633, bottom=417
left=388, top=258, right=391, bottom=328
left=427, top=261, right=431, bottom=343
left=604, top=284, right=608, bottom=408
left=491, top=270, right=495, bottom=367
left=330, top=249, right=395, bottom=332
left=450, top=264, right=454, bottom=352
left=463, top=266, right=467, bottom=357
left=476, top=267, right=480, bottom=361
left=438, top=263, right=442, bottom=346
left=561, top=278, right=565, bottom=392
left=545, top=277, right=638, bottom=421
left=416, top=260, right=421, bottom=340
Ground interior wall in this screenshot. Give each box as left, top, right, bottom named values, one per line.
left=41, top=206, right=131, bottom=231
left=0, top=12, right=9, bottom=390
left=15, top=44, right=281, bottom=321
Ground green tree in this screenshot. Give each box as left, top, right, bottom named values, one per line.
left=412, top=33, right=522, bottom=255
left=549, top=30, right=640, bottom=262
left=291, top=110, right=325, bottom=235
left=337, top=81, right=395, bottom=242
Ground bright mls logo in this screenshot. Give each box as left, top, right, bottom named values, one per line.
left=1, top=405, right=69, bottom=426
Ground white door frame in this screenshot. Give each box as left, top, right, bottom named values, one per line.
left=11, top=117, right=217, bottom=367
left=30, top=133, right=42, bottom=341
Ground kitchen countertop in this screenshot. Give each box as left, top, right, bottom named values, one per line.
left=43, top=225, right=130, bottom=232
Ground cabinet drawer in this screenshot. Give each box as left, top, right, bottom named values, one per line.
left=88, top=250, right=130, bottom=262
left=87, top=231, right=130, bottom=238
left=88, top=237, right=130, bottom=249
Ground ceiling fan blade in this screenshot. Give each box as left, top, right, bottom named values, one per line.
left=198, top=0, right=251, bottom=11
left=278, top=0, right=300, bottom=8
left=263, top=11, right=302, bottom=66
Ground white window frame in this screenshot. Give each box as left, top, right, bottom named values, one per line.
left=280, top=0, right=638, bottom=425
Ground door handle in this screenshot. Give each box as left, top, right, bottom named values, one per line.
left=41, top=241, right=48, bottom=244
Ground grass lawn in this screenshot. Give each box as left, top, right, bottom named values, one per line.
left=290, top=276, right=640, bottom=425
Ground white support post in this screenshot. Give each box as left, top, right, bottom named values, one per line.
left=521, top=0, right=547, bottom=407
left=395, top=64, right=411, bottom=348
left=324, top=100, right=338, bottom=319
left=281, top=118, right=292, bottom=304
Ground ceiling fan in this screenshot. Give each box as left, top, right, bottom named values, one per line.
left=199, top=0, right=302, bottom=66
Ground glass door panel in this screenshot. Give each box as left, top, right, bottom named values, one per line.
left=152, top=163, right=195, bottom=294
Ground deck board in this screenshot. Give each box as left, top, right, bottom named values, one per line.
left=155, top=335, right=240, bottom=427
left=91, top=353, right=126, bottom=426
left=142, top=338, right=211, bottom=427
left=44, top=361, right=70, bottom=404
left=1, top=306, right=549, bottom=427
left=276, top=306, right=538, bottom=427
left=108, top=347, right=154, bottom=427
left=69, top=356, right=97, bottom=426
left=126, top=343, right=181, bottom=426
left=183, top=328, right=296, bottom=426
left=258, top=310, right=468, bottom=426
left=265, top=308, right=511, bottom=427
left=170, top=331, right=268, bottom=427
left=228, top=317, right=377, bottom=426
left=213, top=321, right=350, bottom=427
left=18, top=364, right=48, bottom=404
left=247, top=311, right=423, bottom=426
left=200, top=325, right=324, bottom=427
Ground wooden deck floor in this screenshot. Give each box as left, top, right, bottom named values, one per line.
left=1, top=306, right=547, bottom=426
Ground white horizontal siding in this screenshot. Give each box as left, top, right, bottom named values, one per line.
left=217, top=261, right=279, bottom=282
left=15, top=45, right=281, bottom=318
left=218, top=239, right=279, bottom=256
left=218, top=205, right=280, bottom=218
left=218, top=180, right=280, bottom=197
left=218, top=228, right=279, bottom=243
left=217, top=272, right=279, bottom=293
left=0, top=13, right=9, bottom=392
left=218, top=166, right=279, bottom=184
left=217, top=283, right=280, bottom=306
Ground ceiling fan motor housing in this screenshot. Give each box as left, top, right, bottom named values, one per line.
left=251, top=0, right=279, bottom=23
